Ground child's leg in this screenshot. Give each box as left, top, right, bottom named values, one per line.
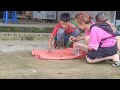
left=86, top=44, right=120, bottom=66
left=56, top=28, right=65, bottom=48
left=86, top=53, right=119, bottom=64
left=65, top=28, right=81, bottom=47
left=72, top=28, right=81, bottom=37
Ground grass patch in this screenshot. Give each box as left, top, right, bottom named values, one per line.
left=21, top=37, right=34, bottom=40
left=0, top=27, right=53, bottom=33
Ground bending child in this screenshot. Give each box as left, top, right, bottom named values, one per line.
left=73, top=12, right=120, bottom=67
left=95, top=12, right=120, bottom=52
left=70, top=12, right=94, bottom=45
left=48, top=13, right=81, bottom=52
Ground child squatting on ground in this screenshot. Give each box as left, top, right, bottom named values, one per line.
left=72, top=12, right=120, bottom=67
left=48, top=13, right=81, bottom=53
left=69, top=12, right=94, bottom=45
left=68, top=12, right=94, bottom=55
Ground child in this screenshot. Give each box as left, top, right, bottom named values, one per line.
left=95, top=12, right=120, bottom=52
left=65, top=12, right=88, bottom=47
left=73, top=12, right=120, bottom=67
left=48, top=13, right=80, bottom=52
left=70, top=12, right=94, bottom=45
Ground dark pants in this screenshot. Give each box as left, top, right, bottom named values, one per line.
left=55, top=28, right=80, bottom=47
left=87, top=44, right=117, bottom=60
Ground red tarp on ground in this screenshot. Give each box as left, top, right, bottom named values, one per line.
left=32, top=48, right=87, bottom=60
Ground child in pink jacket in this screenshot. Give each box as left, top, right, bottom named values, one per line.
left=74, top=12, right=120, bottom=67
left=95, top=12, right=120, bottom=53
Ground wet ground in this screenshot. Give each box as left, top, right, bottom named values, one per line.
left=0, top=40, right=120, bottom=79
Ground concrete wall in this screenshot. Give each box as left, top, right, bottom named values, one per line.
left=0, top=32, right=51, bottom=40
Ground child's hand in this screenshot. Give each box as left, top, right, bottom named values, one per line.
left=69, top=36, right=77, bottom=42
left=48, top=48, right=52, bottom=53
left=74, top=42, right=78, bottom=47
left=74, top=42, right=81, bottom=46
left=72, top=38, right=79, bottom=42
left=69, top=36, right=74, bottom=41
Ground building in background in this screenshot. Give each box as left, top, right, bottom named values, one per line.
left=0, top=11, right=120, bottom=25
left=57, top=11, right=115, bottom=23
left=17, top=11, right=31, bottom=19
left=0, top=11, right=31, bottom=19
left=32, top=11, right=57, bottom=22
left=31, top=11, right=117, bottom=24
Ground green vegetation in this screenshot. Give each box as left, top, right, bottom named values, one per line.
left=0, top=27, right=53, bottom=33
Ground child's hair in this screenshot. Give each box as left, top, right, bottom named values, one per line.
left=95, top=12, right=116, bottom=32
left=76, top=12, right=92, bottom=24
left=60, top=13, right=70, bottom=22
left=75, top=12, right=93, bottom=20
left=95, top=12, right=108, bottom=22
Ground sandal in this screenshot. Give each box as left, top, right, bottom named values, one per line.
left=112, top=61, right=120, bottom=67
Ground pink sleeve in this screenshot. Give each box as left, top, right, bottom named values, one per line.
left=89, top=27, right=101, bottom=50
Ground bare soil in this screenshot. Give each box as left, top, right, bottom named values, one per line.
left=0, top=40, right=120, bottom=79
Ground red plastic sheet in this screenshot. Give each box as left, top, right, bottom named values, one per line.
left=32, top=48, right=87, bottom=60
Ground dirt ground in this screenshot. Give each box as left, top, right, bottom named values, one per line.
left=0, top=40, right=120, bottom=79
